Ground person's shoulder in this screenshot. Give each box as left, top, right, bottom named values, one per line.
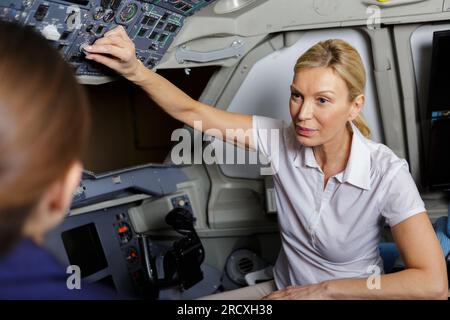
left=0, top=239, right=119, bottom=300
left=364, top=137, right=408, bottom=178
left=0, top=280, right=120, bottom=300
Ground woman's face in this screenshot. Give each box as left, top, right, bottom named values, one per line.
left=289, top=66, right=363, bottom=147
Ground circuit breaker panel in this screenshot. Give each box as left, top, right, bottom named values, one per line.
left=0, top=0, right=216, bottom=75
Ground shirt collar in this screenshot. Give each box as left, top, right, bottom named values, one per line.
left=342, top=122, right=371, bottom=190
left=291, top=122, right=371, bottom=190
left=302, top=146, right=320, bottom=169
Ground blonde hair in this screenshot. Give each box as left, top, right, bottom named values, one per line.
left=294, top=39, right=371, bottom=138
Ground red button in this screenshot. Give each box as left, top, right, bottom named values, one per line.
left=118, top=226, right=128, bottom=233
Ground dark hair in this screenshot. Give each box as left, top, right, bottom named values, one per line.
left=0, top=21, right=90, bottom=255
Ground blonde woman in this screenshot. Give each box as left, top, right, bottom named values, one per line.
left=86, top=27, right=448, bottom=299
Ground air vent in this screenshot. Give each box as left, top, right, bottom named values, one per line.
left=225, top=248, right=267, bottom=285
left=238, top=257, right=254, bottom=274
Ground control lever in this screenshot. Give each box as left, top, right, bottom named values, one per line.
left=165, top=207, right=196, bottom=234
left=139, top=207, right=205, bottom=291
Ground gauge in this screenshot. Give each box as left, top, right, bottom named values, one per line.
left=103, top=9, right=115, bottom=23
left=93, top=6, right=105, bottom=20
left=118, top=3, right=138, bottom=24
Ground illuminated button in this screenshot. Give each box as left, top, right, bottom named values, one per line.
left=165, top=23, right=178, bottom=33
left=137, top=27, right=148, bottom=37
left=148, top=31, right=158, bottom=40
left=96, top=25, right=105, bottom=34
left=158, top=33, right=168, bottom=43
left=175, top=2, right=185, bottom=9
left=117, top=222, right=132, bottom=244
left=146, top=16, right=157, bottom=26
left=141, top=15, right=150, bottom=25
left=181, top=4, right=192, bottom=12
left=125, top=247, right=139, bottom=263
left=161, top=12, right=170, bottom=21
left=148, top=43, right=158, bottom=51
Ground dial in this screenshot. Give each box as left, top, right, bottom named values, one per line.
left=93, top=6, right=105, bottom=20
left=118, top=3, right=138, bottom=24
left=103, top=9, right=115, bottom=23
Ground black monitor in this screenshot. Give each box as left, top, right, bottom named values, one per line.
left=426, top=30, right=450, bottom=191
left=61, top=223, right=108, bottom=278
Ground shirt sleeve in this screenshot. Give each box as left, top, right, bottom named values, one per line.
left=380, top=160, right=426, bottom=227
left=252, top=115, right=286, bottom=160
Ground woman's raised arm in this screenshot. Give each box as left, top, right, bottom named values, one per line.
left=85, top=26, right=254, bottom=150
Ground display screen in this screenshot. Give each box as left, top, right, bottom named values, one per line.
left=426, top=30, right=450, bottom=191
left=61, top=223, right=108, bottom=278
left=427, top=118, right=450, bottom=190
left=428, top=30, right=450, bottom=112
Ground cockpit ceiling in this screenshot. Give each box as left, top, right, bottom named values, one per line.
left=1, top=0, right=449, bottom=77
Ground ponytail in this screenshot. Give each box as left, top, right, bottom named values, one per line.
left=352, top=114, right=371, bottom=138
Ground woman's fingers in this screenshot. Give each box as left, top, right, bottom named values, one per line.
left=91, top=34, right=126, bottom=48
left=85, top=54, right=121, bottom=71
left=85, top=44, right=129, bottom=62
left=104, top=25, right=133, bottom=45
left=84, top=25, right=139, bottom=78
left=104, top=25, right=125, bottom=38
left=117, top=25, right=132, bottom=41
left=86, top=29, right=136, bottom=64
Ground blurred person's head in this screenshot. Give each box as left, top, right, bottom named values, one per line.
left=0, top=21, right=90, bottom=255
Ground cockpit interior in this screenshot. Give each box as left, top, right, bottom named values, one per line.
left=0, top=0, right=449, bottom=300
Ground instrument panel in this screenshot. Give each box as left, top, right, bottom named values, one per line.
left=0, top=0, right=216, bottom=76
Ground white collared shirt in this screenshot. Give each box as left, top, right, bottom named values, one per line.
left=252, top=116, right=426, bottom=288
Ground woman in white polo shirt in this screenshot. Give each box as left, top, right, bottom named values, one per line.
left=86, top=27, right=448, bottom=299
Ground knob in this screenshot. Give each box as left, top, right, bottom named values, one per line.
left=79, top=42, right=89, bottom=55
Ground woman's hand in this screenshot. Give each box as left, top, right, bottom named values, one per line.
left=262, top=282, right=331, bottom=300
left=84, top=26, right=143, bottom=82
